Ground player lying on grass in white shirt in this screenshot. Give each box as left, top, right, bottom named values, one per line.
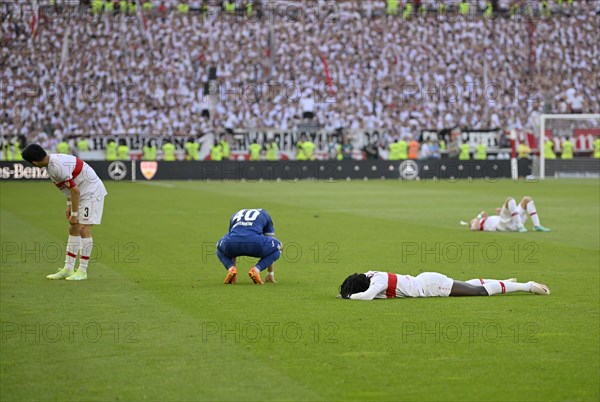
left=338, top=271, right=550, bottom=300
left=469, top=196, right=551, bottom=233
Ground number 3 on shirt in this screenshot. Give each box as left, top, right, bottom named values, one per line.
left=232, top=209, right=260, bottom=222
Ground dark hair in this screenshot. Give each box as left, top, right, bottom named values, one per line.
left=21, top=144, right=47, bottom=163
left=339, top=273, right=370, bottom=299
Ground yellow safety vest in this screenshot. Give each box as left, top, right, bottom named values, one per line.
left=561, top=141, right=573, bottom=159
left=210, top=145, right=223, bottom=161
left=474, top=144, right=487, bottom=160
left=458, top=143, right=470, bottom=160
left=77, top=139, right=89, bottom=152
left=518, top=143, right=531, bottom=158
left=162, top=143, right=176, bottom=161
left=398, top=141, right=408, bottom=159
left=57, top=141, right=70, bottom=154
left=117, top=145, right=130, bottom=160
left=302, top=141, right=316, bottom=160
left=544, top=141, right=556, bottom=159
left=594, top=139, right=600, bottom=158
left=186, top=142, right=200, bottom=160
left=13, top=143, right=22, bottom=161
left=219, top=140, right=231, bottom=159
left=105, top=1, right=115, bottom=12
left=402, top=4, right=413, bottom=20
left=249, top=143, right=262, bottom=160
left=388, top=142, right=400, bottom=161
left=91, top=0, right=103, bottom=14
left=296, top=141, right=306, bottom=160
left=438, top=3, right=446, bottom=16
left=177, top=3, right=189, bottom=13
left=265, top=143, right=278, bottom=161
left=386, top=0, right=398, bottom=15
left=484, top=2, right=493, bottom=18
left=106, top=142, right=117, bottom=160
left=143, top=146, right=157, bottom=161
left=541, top=1, right=551, bottom=17
left=224, top=1, right=236, bottom=14
left=459, top=2, right=469, bottom=15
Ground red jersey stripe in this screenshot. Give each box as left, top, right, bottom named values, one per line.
left=55, top=158, right=84, bottom=188
left=386, top=272, right=398, bottom=298
left=479, top=217, right=487, bottom=231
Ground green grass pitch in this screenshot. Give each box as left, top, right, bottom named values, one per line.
left=1, top=178, right=598, bottom=401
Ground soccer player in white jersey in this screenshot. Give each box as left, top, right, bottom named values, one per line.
left=339, top=271, right=550, bottom=300
left=22, top=144, right=108, bottom=280
left=469, top=196, right=551, bottom=233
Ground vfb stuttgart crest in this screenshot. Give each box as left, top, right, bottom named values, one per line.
left=141, top=161, right=158, bottom=180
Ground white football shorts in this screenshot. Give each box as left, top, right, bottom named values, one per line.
left=78, top=194, right=105, bottom=225
left=416, top=272, right=454, bottom=297
left=497, top=205, right=528, bottom=232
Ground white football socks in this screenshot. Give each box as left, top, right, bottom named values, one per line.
left=79, top=237, right=93, bottom=272
left=527, top=201, right=541, bottom=226
left=507, top=199, right=524, bottom=228
left=482, top=280, right=531, bottom=296
left=65, top=235, right=81, bottom=270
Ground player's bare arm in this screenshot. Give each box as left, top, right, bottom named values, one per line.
left=67, top=184, right=81, bottom=225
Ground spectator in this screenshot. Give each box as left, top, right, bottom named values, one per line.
left=0, top=1, right=597, bottom=139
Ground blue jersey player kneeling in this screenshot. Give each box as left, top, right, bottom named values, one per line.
left=217, top=209, right=283, bottom=285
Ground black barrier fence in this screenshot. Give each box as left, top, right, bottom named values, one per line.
left=0, top=161, right=134, bottom=182
left=1, top=159, right=534, bottom=181
left=135, top=159, right=532, bottom=181
left=544, top=159, right=600, bottom=178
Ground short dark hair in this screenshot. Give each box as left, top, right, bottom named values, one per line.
left=339, top=273, right=370, bottom=299
left=21, top=144, right=47, bottom=163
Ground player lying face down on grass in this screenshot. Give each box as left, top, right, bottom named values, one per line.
left=217, top=209, right=283, bottom=285
left=21, top=144, right=108, bottom=281
left=338, top=271, right=550, bottom=300
left=469, top=196, right=551, bottom=232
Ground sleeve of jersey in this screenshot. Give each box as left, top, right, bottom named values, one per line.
left=349, top=277, right=387, bottom=300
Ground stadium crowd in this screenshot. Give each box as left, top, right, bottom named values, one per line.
left=1, top=0, right=598, bottom=148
